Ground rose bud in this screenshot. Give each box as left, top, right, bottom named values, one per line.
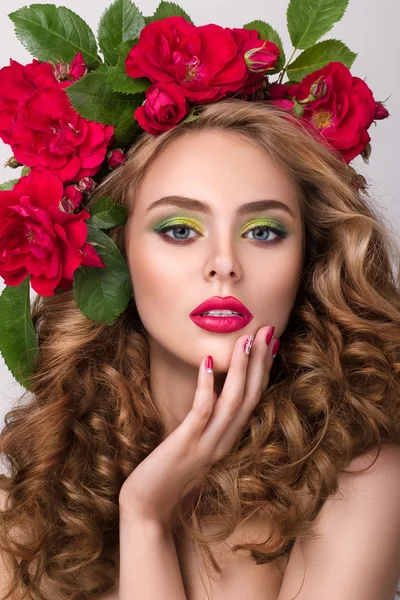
left=80, top=242, right=105, bottom=268
left=310, top=78, right=328, bottom=99
left=354, top=172, right=368, bottom=192
left=53, top=61, right=69, bottom=81
left=244, top=41, right=279, bottom=73
left=59, top=197, right=75, bottom=214
left=4, top=156, right=21, bottom=169
left=107, top=149, right=127, bottom=169
left=361, top=142, right=372, bottom=163
left=374, top=102, right=389, bottom=120
left=69, top=52, right=88, bottom=81
left=77, top=177, right=96, bottom=194
left=348, top=166, right=368, bottom=192
left=63, top=185, right=83, bottom=209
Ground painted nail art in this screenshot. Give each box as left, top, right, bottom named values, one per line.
left=244, top=335, right=254, bottom=355
left=205, top=355, right=213, bottom=373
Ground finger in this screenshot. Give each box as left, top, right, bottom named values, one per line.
left=200, top=333, right=253, bottom=444
left=183, top=354, right=216, bottom=443
left=242, top=325, right=275, bottom=403
left=222, top=326, right=275, bottom=441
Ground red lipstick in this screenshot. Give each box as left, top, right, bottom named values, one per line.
left=189, top=296, right=253, bottom=333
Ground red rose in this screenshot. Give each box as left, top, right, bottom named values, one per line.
left=231, top=28, right=279, bottom=95
left=285, top=62, right=377, bottom=163
left=0, top=59, right=52, bottom=144
left=0, top=59, right=114, bottom=182
left=134, top=82, right=190, bottom=135
left=126, top=16, right=261, bottom=103
left=0, top=170, right=104, bottom=296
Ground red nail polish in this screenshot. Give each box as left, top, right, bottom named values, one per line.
left=205, top=355, right=213, bottom=373
left=266, top=326, right=275, bottom=346
left=272, top=339, right=280, bottom=358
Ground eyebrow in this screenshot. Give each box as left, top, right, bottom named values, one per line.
left=145, top=195, right=296, bottom=219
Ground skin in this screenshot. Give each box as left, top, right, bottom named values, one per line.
left=125, top=129, right=304, bottom=441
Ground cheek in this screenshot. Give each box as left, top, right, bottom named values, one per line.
left=127, top=241, right=186, bottom=313
left=252, top=249, right=303, bottom=316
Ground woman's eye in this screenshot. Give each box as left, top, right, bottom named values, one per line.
left=156, top=224, right=201, bottom=241
left=155, top=223, right=288, bottom=244
left=242, top=225, right=286, bottom=243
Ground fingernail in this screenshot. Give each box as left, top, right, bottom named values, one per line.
left=243, top=334, right=254, bottom=355
left=265, top=326, right=275, bottom=346
left=205, top=355, right=213, bottom=373
left=272, top=339, right=280, bottom=358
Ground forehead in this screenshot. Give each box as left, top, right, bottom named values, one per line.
left=135, top=130, right=300, bottom=218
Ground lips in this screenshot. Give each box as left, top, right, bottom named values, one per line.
left=189, top=296, right=253, bottom=333
left=189, top=296, right=253, bottom=317
left=190, top=314, right=253, bottom=333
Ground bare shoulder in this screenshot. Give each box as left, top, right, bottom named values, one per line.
left=346, top=442, right=400, bottom=473
left=327, top=442, right=400, bottom=506
left=277, top=443, right=400, bottom=600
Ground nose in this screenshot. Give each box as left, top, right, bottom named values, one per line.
left=202, top=232, right=242, bottom=282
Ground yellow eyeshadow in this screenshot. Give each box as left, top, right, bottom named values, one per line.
left=154, top=217, right=203, bottom=232
left=239, top=218, right=286, bottom=235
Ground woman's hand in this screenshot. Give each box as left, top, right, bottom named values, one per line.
left=118, top=325, right=278, bottom=528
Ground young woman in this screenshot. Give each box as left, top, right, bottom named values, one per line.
left=1, top=100, right=400, bottom=600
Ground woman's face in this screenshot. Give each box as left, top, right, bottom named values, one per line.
left=125, top=130, right=303, bottom=374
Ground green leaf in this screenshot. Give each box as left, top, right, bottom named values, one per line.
left=8, top=4, right=101, bottom=68
left=0, top=179, right=19, bottom=190
left=149, top=1, right=194, bottom=24
left=88, top=195, right=128, bottom=229
left=65, top=71, right=142, bottom=126
left=243, top=20, right=286, bottom=74
left=107, top=67, right=149, bottom=94
left=113, top=111, right=141, bottom=146
left=287, top=0, right=350, bottom=49
left=73, top=222, right=132, bottom=325
left=0, top=278, right=38, bottom=390
left=96, top=63, right=111, bottom=74
left=97, top=0, right=145, bottom=66
left=293, top=102, right=305, bottom=116
left=106, top=41, right=150, bottom=95
left=286, top=39, right=357, bottom=82
left=21, top=166, right=31, bottom=177
left=181, top=105, right=201, bottom=125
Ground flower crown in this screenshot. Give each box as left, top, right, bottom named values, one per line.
left=0, top=0, right=390, bottom=390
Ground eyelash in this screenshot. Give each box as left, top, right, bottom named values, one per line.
left=154, top=222, right=288, bottom=245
